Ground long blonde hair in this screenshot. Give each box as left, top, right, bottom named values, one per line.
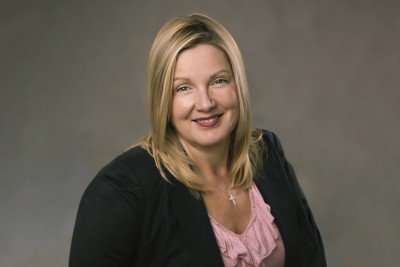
left=139, top=13, right=266, bottom=193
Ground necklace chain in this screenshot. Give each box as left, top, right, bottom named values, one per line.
left=211, top=184, right=237, bottom=206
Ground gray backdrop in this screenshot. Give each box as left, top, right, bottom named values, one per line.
left=1, top=0, right=399, bottom=266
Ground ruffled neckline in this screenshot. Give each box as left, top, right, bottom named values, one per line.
left=208, top=183, right=280, bottom=266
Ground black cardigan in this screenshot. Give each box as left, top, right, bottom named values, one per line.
left=69, top=129, right=327, bottom=267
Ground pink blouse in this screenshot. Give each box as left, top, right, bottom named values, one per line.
left=208, top=183, right=285, bottom=267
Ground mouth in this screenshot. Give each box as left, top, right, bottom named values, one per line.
left=192, top=114, right=223, bottom=128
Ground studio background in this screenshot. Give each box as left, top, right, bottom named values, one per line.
left=1, top=1, right=399, bottom=266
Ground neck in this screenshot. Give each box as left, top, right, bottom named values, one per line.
left=179, top=137, right=231, bottom=185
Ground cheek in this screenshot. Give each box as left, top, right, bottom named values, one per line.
left=215, top=86, right=239, bottom=110
left=171, top=97, right=194, bottom=121
left=221, top=87, right=240, bottom=126
left=229, top=90, right=239, bottom=109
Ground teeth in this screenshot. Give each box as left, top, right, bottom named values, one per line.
left=196, top=116, right=218, bottom=124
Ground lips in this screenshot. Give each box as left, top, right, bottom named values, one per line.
left=193, top=114, right=222, bottom=128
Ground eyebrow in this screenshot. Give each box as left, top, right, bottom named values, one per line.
left=173, top=69, right=231, bottom=82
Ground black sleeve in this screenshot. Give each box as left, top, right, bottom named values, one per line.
left=269, top=131, right=327, bottom=263
left=69, top=158, right=144, bottom=267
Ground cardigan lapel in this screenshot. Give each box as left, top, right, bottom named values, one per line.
left=166, top=171, right=225, bottom=267
left=253, top=151, right=306, bottom=266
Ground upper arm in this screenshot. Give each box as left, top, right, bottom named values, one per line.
left=69, top=158, right=144, bottom=267
left=266, top=130, right=326, bottom=260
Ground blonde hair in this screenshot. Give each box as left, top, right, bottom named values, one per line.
left=139, top=13, right=266, bottom=193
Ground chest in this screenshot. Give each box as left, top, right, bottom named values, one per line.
left=202, top=189, right=252, bottom=235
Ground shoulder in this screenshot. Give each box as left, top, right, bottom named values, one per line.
left=252, top=128, right=290, bottom=168
left=258, top=128, right=288, bottom=153
left=253, top=128, right=282, bottom=156
left=97, top=145, right=154, bottom=178
left=258, top=128, right=279, bottom=146
left=84, top=145, right=160, bottom=200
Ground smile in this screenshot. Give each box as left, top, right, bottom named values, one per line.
left=193, top=114, right=222, bottom=128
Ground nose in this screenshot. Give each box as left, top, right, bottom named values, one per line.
left=195, top=87, right=216, bottom=112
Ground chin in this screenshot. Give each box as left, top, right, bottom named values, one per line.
left=175, top=124, right=235, bottom=150
left=192, top=134, right=230, bottom=148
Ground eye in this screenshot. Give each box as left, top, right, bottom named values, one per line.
left=176, top=86, right=189, bottom=93
left=213, top=78, right=227, bottom=85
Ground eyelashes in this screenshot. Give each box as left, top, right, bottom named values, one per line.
left=214, top=78, right=227, bottom=85
left=175, top=78, right=228, bottom=93
left=176, top=86, right=189, bottom=93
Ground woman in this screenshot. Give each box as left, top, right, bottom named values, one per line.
left=69, top=13, right=327, bottom=267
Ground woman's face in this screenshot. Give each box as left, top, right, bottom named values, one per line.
left=171, top=43, right=239, bottom=152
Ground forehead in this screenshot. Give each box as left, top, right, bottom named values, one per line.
left=174, top=44, right=232, bottom=78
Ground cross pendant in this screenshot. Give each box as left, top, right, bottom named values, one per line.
left=228, top=192, right=237, bottom=206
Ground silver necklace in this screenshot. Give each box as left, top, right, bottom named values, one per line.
left=212, top=185, right=237, bottom=206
